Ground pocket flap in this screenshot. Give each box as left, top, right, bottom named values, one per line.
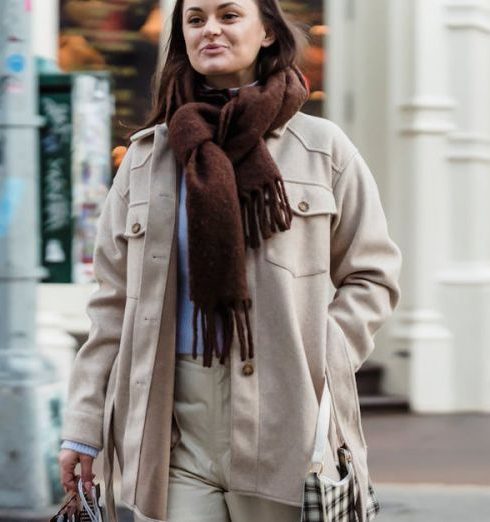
left=284, top=181, right=337, bottom=217
left=124, top=203, right=148, bottom=238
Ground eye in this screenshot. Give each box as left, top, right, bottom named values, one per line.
left=188, top=16, right=203, bottom=25
left=222, top=13, right=239, bottom=21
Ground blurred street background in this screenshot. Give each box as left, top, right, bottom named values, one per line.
left=1, top=0, right=490, bottom=521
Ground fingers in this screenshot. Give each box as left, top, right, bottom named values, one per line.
left=58, top=450, right=96, bottom=496
left=59, top=449, right=79, bottom=494
left=79, top=454, right=95, bottom=494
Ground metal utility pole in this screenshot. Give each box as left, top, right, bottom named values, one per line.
left=0, top=0, right=63, bottom=516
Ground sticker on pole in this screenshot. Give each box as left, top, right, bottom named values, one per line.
left=0, top=177, right=25, bottom=237
left=6, top=54, right=26, bottom=74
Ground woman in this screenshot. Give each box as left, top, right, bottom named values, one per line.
left=58, top=0, right=402, bottom=521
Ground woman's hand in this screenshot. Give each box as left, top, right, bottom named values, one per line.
left=58, top=449, right=95, bottom=495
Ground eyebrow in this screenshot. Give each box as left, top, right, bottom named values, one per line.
left=186, top=2, right=242, bottom=13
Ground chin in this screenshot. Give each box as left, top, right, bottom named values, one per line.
left=195, top=64, right=235, bottom=77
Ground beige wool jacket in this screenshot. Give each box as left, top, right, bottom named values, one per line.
left=61, top=111, right=402, bottom=522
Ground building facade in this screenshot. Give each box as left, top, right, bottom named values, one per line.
left=328, top=0, right=490, bottom=413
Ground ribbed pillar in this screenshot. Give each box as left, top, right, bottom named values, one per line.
left=437, top=0, right=490, bottom=411
left=388, top=0, right=455, bottom=412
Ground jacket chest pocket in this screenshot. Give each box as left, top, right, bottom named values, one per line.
left=123, top=202, right=148, bottom=299
left=264, top=181, right=337, bottom=277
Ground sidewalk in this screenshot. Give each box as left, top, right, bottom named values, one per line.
left=375, top=483, right=490, bottom=521
left=362, top=412, right=490, bottom=486
left=363, top=412, right=490, bottom=521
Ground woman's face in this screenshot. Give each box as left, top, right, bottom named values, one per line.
left=182, top=0, right=275, bottom=89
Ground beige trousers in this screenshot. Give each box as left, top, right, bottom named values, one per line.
left=168, top=354, right=302, bottom=522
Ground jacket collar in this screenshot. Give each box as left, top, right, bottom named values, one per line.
left=269, top=122, right=289, bottom=138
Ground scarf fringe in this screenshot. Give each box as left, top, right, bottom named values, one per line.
left=192, top=301, right=254, bottom=367
left=241, top=178, right=293, bottom=249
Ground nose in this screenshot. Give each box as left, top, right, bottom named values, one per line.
left=203, top=18, right=222, bottom=37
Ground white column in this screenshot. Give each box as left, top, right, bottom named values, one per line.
left=326, top=0, right=357, bottom=138
left=387, top=0, right=455, bottom=412
left=438, top=0, right=490, bottom=412
left=32, top=0, right=59, bottom=62
left=327, top=1, right=402, bottom=385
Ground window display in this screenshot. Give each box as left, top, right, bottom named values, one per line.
left=59, top=0, right=160, bottom=145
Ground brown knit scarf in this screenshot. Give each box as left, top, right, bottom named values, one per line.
left=166, top=66, right=309, bottom=367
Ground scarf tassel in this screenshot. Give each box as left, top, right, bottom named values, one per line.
left=241, top=178, right=293, bottom=249
left=192, top=301, right=254, bottom=367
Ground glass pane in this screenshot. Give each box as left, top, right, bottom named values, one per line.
left=59, top=0, right=161, bottom=145
left=281, top=0, right=327, bottom=117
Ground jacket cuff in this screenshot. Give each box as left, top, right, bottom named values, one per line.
left=61, top=410, right=104, bottom=449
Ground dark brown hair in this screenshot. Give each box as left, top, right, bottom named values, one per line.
left=136, top=0, right=308, bottom=132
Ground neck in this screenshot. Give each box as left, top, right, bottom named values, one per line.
left=202, top=79, right=259, bottom=93
left=203, top=72, right=258, bottom=90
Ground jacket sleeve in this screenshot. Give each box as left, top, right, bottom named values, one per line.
left=60, top=147, right=132, bottom=449
left=328, top=150, right=402, bottom=373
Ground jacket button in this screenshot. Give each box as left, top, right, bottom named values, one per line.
left=132, top=222, right=141, bottom=234
left=298, top=201, right=310, bottom=212
left=242, top=363, right=254, bottom=376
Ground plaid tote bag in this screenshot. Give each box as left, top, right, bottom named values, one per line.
left=301, top=380, right=380, bottom=522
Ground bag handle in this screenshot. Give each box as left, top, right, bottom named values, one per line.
left=310, top=377, right=332, bottom=474
left=310, top=377, right=353, bottom=479
left=77, top=478, right=101, bottom=522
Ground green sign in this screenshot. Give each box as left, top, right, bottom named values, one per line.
left=39, top=74, right=73, bottom=283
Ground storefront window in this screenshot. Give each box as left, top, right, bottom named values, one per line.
left=59, top=0, right=161, bottom=145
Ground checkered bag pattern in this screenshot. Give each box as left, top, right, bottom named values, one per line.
left=301, top=447, right=380, bottom=522
left=365, top=482, right=380, bottom=520
left=303, top=378, right=380, bottom=522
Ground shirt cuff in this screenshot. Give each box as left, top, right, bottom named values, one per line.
left=61, top=440, right=100, bottom=459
